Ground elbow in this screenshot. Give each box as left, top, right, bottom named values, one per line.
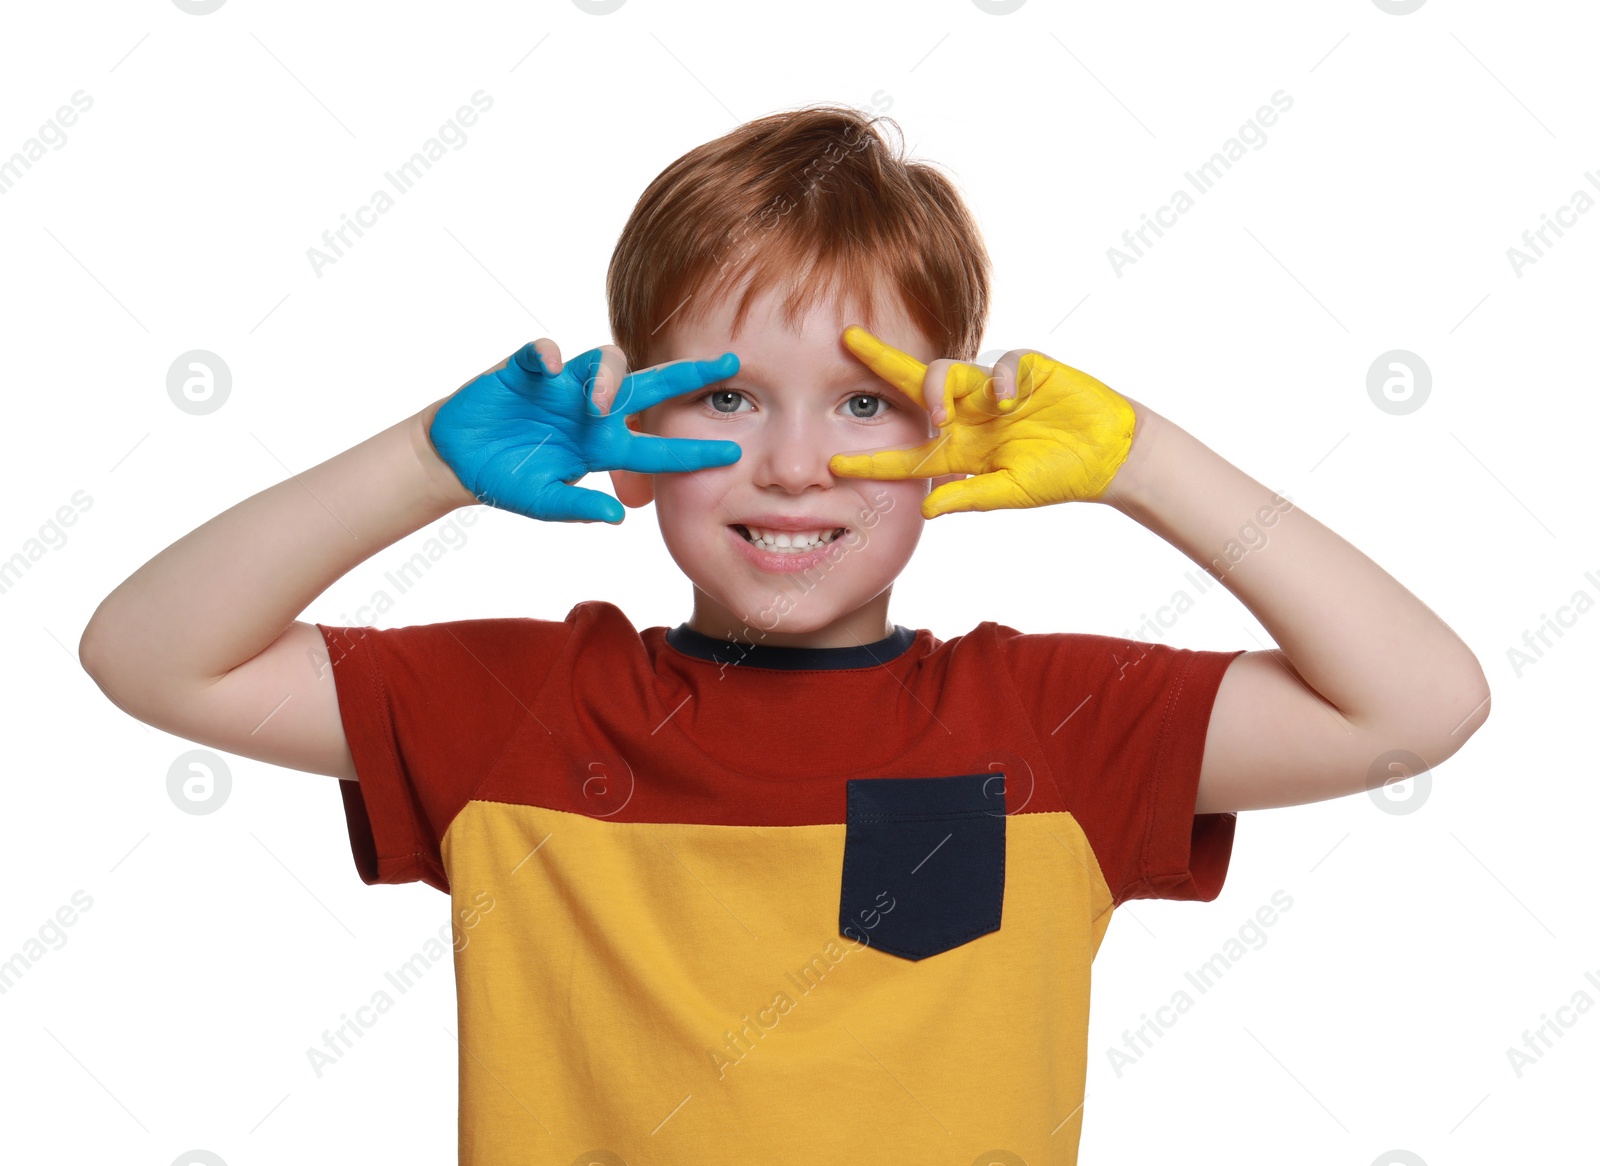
left=1370, top=664, right=1490, bottom=771
left=78, top=617, right=108, bottom=681
left=1455, top=653, right=1493, bottom=736
left=1426, top=665, right=1492, bottom=763
left=79, top=588, right=129, bottom=680
left=78, top=607, right=126, bottom=691
left=78, top=617, right=145, bottom=723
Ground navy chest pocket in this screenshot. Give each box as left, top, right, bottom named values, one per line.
left=839, top=773, right=1007, bottom=961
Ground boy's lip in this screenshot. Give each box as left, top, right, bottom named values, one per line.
left=726, top=524, right=848, bottom=574
left=729, top=514, right=852, bottom=532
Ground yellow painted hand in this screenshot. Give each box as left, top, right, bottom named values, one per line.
left=829, top=326, right=1138, bottom=519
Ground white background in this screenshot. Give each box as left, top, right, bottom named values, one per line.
left=2, top=0, right=1594, bottom=1162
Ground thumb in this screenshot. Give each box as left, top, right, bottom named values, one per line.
left=532, top=481, right=626, bottom=524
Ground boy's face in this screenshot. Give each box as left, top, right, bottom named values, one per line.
left=608, top=283, right=960, bottom=647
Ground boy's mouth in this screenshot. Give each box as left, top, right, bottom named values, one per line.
left=730, top=523, right=849, bottom=552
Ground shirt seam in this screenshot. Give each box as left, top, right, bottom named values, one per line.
left=1120, top=648, right=1202, bottom=903
left=357, top=633, right=434, bottom=883
left=660, top=631, right=919, bottom=672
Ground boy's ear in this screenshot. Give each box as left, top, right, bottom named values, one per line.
left=608, top=412, right=655, bottom=508
left=609, top=466, right=654, bottom=508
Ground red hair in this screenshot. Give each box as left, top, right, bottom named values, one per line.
left=606, top=103, right=991, bottom=374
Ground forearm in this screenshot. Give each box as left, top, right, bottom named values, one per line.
left=1098, top=401, right=1490, bottom=746
left=81, top=396, right=472, bottom=688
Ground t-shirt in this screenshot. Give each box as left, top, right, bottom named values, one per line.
left=317, top=600, right=1245, bottom=1165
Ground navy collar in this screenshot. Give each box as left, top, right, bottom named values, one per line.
left=665, top=622, right=917, bottom=670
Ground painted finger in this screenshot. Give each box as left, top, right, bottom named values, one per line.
left=828, top=434, right=958, bottom=481
left=612, top=433, right=743, bottom=475
left=922, top=469, right=1026, bottom=519
left=842, top=326, right=931, bottom=406
left=618, top=353, right=741, bottom=415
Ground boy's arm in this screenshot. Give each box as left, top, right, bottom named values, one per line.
left=79, top=394, right=472, bottom=781
left=826, top=326, right=1490, bottom=815
left=1099, top=401, right=1493, bottom=815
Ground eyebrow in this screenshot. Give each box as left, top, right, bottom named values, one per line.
left=734, top=362, right=914, bottom=400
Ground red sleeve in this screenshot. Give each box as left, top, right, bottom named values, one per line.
left=316, top=616, right=573, bottom=891
left=989, top=623, right=1246, bottom=906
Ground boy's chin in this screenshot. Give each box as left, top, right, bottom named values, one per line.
left=727, top=605, right=850, bottom=640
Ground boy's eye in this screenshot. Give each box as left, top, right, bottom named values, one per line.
left=844, top=393, right=891, bottom=419
left=703, top=389, right=752, bottom=415
left=695, top=389, right=894, bottom=420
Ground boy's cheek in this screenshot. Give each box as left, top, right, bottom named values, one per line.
left=856, top=477, right=939, bottom=528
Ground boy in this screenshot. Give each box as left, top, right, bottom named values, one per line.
left=80, top=105, right=1491, bottom=1164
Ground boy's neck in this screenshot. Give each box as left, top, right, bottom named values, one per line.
left=686, top=588, right=896, bottom=649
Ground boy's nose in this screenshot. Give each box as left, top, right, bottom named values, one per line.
left=746, top=422, right=842, bottom=493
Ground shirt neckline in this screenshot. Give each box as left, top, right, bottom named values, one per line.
left=664, top=621, right=917, bottom=670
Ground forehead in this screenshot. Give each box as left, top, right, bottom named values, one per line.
left=661, top=279, right=938, bottom=373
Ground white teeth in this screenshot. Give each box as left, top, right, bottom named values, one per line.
left=741, top=525, right=844, bottom=552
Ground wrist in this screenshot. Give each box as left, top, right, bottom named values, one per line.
left=410, top=398, right=479, bottom=512
left=1095, top=395, right=1163, bottom=514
